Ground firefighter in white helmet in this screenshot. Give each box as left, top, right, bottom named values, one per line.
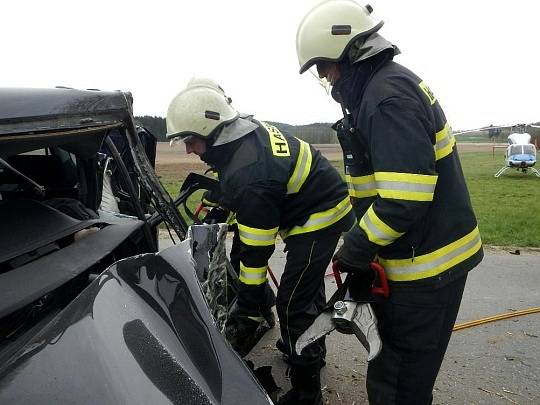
left=167, top=78, right=354, bottom=405
left=297, top=1, right=483, bottom=404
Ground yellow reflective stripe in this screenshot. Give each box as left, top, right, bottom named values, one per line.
left=237, top=223, right=278, bottom=247
left=434, top=123, right=455, bottom=161
left=345, top=174, right=377, bottom=198
left=374, top=172, right=438, bottom=202
left=359, top=205, right=404, bottom=246
left=281, top=197, right=352, bottom=238
left=261, top=121, right=290, bottom=157
left=227, top=213, right=237, bottom=226
left=239, top=262, right=268, bottom=285
left=379, top=226, right=482, bottom=282
left=287, top=139, right=312, bottom=194
left=419, top=81, right=437, bottom=105
left=201, top=198, right=219, bottom=207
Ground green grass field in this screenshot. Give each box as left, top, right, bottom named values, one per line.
left=157, top=151, right=540, bottom=247
left=459, top=151, right=540, bottom=247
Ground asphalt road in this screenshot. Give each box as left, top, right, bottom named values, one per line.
left=159, top=236, right=540, bottom=404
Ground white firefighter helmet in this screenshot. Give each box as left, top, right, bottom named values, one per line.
left=166, top=84, right=239, bottom=141
left=296, top=0, right=383, bottom=74
left=186, top=77, right=232, bottom=104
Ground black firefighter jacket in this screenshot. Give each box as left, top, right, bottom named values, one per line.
left=202, top=120, right=353, bottom=288
left=335, top=53, right=483, bottom=287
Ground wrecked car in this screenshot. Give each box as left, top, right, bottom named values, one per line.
left=0, top=87, right=272, bottom=404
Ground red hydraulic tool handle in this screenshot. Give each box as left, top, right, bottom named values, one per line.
left=332, top=260, right=389, bottom=298
left=193, top=202, right=211, bottom=222
left=332, top=260, right=343, bottom=288
left=267, top=266, right=280, bottom=288
left=194, top=202, right=205, bottom=217
left=369, top=262, right=389, bottom=298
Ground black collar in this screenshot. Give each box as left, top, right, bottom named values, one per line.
left=332, top=49, right=394, bottom=111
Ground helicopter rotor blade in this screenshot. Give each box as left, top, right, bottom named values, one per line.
left=453, top=122, right=540, bottom=136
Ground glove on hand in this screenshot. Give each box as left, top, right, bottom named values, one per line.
left=203, top=207, right=229, bottom=224
left=333, top=246, right=375, bottom=299
left=333, top=244, right=372, bottom=275
left=201, top=189, right=221, bottom=207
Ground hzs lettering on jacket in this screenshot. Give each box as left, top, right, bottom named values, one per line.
left=261, top=122, right=291, bottom=157
left=419, top=81, right=437, bottom=105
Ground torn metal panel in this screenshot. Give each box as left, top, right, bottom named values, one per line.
left=188, top=224, right=240, bottom=333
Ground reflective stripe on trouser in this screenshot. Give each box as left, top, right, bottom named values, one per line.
left=239, top=262, right=268, bottom=285
left=346, top=174, right=377, bottom=198
left=359, top=205, right=404, bottom=247
left=379, top=226, right=482, bottom=281
left=237, top=223, right=278, bottom=247
left=287, top=139, right=312, bottom=194
left=434, top=123, right=455, bottom=161
left=281, top=196, right=353, bottom=239
left=374, top=172, right=437, bottom=202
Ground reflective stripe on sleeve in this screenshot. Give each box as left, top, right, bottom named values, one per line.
left=434, top=123, right=455, bottom=161
left=345, top=174, right=377, bottom=198
left=379, top=226, right=482, bottom=281
left=374, top=172, right=438, bottom=202
left=281, top=196, right=352, bottom=239
left=287, top=139, right=312, bottom=194
left=237, top=223, right=278, bottom=247
left=239, top=262, right=268, bottom=285
left=359, top=205, right=404, bottom=246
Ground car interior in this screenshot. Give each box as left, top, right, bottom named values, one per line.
left=0, top=129, right=154, bottom=355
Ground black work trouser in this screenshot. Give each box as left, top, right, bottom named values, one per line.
left=276, top=224, right=346, bottom=366
left=366, top=274, right=468, bottom=405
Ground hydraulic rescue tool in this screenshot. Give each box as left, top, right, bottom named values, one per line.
left=295, top=262, right=389, bottom=361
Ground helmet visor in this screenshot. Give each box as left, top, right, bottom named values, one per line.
left=169, top=134, right=196, bottom=147
left=308, top=63, right=334, bottom=95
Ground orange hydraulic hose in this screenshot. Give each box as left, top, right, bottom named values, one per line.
left=453, top=307, right=540, bottom=331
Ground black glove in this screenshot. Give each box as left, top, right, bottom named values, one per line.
left=333, top=244, right=372, bottom=275
left=202, top=207, right=229, bottom=224
left=333, top=256, right=371, bottom=275
left=201, top=189, right=221, bottom=207
left=333, top=246, right=375, bottom=300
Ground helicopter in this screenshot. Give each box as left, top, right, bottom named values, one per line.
left=453, top=123, right=540, bottom=178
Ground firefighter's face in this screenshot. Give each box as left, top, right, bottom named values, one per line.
left=184, top=137, right=207, bottom=156
left=316, top=61, right=341, bottom=85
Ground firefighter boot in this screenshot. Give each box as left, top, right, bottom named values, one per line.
left=277, top=363, right=323, bottom=405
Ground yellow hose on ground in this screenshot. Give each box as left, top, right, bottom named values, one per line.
left=453, top=307, right=540, bottom=331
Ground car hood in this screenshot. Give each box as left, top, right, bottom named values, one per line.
left=0, top=243, right=272, bottom=404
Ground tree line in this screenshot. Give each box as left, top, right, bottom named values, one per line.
left=135, top=116, right=338, bottom=144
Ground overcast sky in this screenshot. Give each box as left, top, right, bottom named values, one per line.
left=2, top=0, right=538, bottom=130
